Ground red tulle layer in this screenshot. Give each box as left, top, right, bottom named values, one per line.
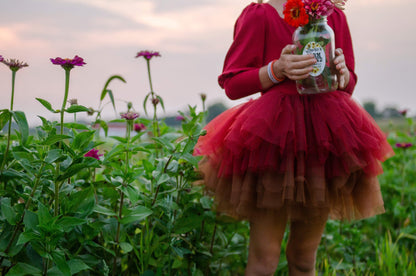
left=195, top=90, right=394, bottom=221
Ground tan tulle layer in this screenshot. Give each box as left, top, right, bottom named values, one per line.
left=197, top=157, right=385, bottom=222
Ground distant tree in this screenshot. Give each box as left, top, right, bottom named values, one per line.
left=363, top=101, right=380, bottom=119
left=380, top=106, right=401, bottom=119
left=207, top=102, right=228, bottom=122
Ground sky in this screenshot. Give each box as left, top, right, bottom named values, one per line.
left=1, top=0, right=415, bottom=125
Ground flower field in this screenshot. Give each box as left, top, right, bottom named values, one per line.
left=0, top=53, right=415, bottom=275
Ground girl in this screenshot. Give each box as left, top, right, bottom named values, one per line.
left=195, top=0, right=393, bottom=275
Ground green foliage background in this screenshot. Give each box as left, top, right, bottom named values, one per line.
left=0, top=60, right=415, bottom=275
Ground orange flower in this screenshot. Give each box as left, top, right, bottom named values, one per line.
left=283, top=0, right=309, bottom=27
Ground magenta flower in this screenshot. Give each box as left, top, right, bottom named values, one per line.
left=84, top=148, right=103, bottom=160
left=1, top=58, right=29, bottom=72
left=0, top=55, right=3, bottom=62
left=50, top=55, right=86, bottom=70
left=396, top=142, right=413, bottom=149
left=304, top=0, right=334, bottom=19
left=176, top=115, right=185, bottom=121
left=399, top=109, right=408, bottom=117
left=136, top=50, right=161, bottom=60
left=121, top=111, right=139, bottom=120
left=134, top=123, right=146, bottom=132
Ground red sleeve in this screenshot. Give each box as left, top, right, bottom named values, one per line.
left=218, top=4, right=266, bottom=100
left=330, top=9, right=357, bottom=95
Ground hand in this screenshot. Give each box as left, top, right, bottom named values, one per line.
left=334, top=48, right=350, bottom=89
left=274, top=44, right=317, bottom=81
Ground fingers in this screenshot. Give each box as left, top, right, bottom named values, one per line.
left=339, top=74, right=345, bottom=89
left=281, top=44, right=296, bottom=55
left=278, top=44, right=317, bottom=80
left=334, top=48, right=350, bottom=89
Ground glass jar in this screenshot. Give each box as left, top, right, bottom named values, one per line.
left=293, top=17, right=338, bottom=94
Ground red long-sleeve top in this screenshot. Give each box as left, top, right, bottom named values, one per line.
left=218, top=3, right=357, bottom=100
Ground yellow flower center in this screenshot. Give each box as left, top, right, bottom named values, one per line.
left=311, top=2, right=319, bottom=11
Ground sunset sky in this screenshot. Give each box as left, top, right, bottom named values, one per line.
left=1, top=0, right=415, bottom=125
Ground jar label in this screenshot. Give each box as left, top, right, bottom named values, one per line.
left=303, top=42, right=326, bottom=77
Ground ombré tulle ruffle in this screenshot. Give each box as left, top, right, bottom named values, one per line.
left=195, top=90, right=394, bottom=221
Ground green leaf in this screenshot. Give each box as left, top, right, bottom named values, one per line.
left=51, top=250, right=71, bottom=276
left=12, top=151, right=34, bottom=163
left=110, top=136, right=127, bottom=143
left=23, top=210, right=39, bottom=230
left=67, top=187, right=95, bottom=217
left=94, top=205, right=117, bottom=216
left=56, top=217, right=86, bottom=232
left=119, top=242, right=133, bottom=253
left=72, top=131, right=95, bottom=150
left=37, top=202, right=53, bottom=226
left=65, top=105, right=91, bottom=113
left=143, top=93, right=150, bottom=116
left=157, top=95, right=165, bottom=111
left=107, top=90, right=116, bottom=112
left=99, top=119, right=109, bottom=136
left=120, top=205, right=152, bottom=225
left=100, top=75, right=126, bottom=101
left=121, top=185, right=140, bottom=204
left=0, top=109, right=11, bottom=131
left=36, top=98, right=57, bottom=113
left=63, top=122, right=90, bottom=130
left=57, top=163, right=88, bottom=181
left=103, top=144, right=125, bottom=161
left=42, top=134, right=71, bottom=146
left=68, top=259, right=91, bottom=274
left=6, top=262, right=42, bottom=276
left=11, top=111, right=29, bottom=145
left=1, top=198, right=17, bottom=225
left=17, top=230, right=41, bottom=245
left=174, top=212, right=204, bottom=234
left=45, top=149, right=63, bottom=164
left=200, top=196, right=212, bottom=209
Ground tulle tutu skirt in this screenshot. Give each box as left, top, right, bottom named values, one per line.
left=194, top=87, right=394, bottom=221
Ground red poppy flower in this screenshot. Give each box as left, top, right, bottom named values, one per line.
left=283, top=0, right=309, bottom=27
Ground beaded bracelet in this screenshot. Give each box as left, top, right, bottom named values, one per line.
left=267, top=60, right=285, bottom=84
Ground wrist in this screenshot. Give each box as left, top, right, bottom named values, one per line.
left=272, top=59, right=286, bottom=80
left=267, top=60, right=285, bottom=84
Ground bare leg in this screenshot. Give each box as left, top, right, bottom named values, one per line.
left=245, top=211, right=288, bottom=276
left=286, top=215, right=328, bottom=276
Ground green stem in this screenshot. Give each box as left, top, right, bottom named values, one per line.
left=146, top=60, right=154, bottom=94
left=146, top=59, right=160, bottom=137
left=112, top=121, right=131, bottom=275
left=0, top=162, right=46, bottom=267
left=0, top=71, right=16, bottom=187
left=60, top=69, right=71, bottom=136
left=54, top=69, right=70, bottom=217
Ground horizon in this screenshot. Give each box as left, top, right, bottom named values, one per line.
left=1, top=0, right=415, bottom=125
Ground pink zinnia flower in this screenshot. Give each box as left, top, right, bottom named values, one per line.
left=50, top=55, right=86, bottom=70
left=135, top=50, right=161, bottom=60
left=121, top=111, right=139, bottom=120
left=84, top=148, right=103, bottom=160
left=1, top=58, right=29, bottom=72
left=134, top=123, right=146, bottom=132
left=399, top=109, right=408, bottom=117
left=176, top=115, right=185, bottom=121
left=396, top=142, right=413, bottom=149
left=304, top=0, right=334, bottom=19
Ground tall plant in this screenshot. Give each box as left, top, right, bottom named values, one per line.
left=0, top=57, right=29, bottom=188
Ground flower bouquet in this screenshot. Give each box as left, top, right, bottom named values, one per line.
left=283, top=0, right=347, bottom=94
